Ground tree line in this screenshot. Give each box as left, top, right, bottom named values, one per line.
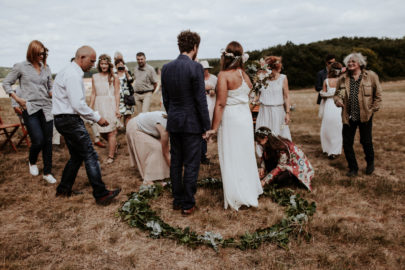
left=208, top=36, right=405, bottom=89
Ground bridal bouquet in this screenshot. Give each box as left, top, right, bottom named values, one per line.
left=246, top=58, right=272, bottom=104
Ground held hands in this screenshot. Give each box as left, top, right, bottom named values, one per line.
left=97, top=117, right=109, bottom=127
left=203, top=129, right=217, bottom=141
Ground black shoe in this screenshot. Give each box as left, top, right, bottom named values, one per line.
left=328, top=154, right=337, bottom=160
left=346, top=170, right=358, bottom=177
left=366, top=164, right=375, bottom=175
left=96, top=188, right=121, bottom=205
left=201, top=158, right=210, bottom=165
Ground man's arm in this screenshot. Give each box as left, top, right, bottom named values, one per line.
left=315, top=70, right=324, bottom=92
left=161, top=66, right=169, bottom=112
left=65, top=74, right=101, bottom=123
left=193, top=64, right=210, bottom=132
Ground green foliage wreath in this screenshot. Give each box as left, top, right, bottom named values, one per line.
left=119, top=178, right=316, bottom=252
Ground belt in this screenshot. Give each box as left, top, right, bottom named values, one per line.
left=54, top=114, right=80, bottom=118
left=135, top=89, right=154, bottom=94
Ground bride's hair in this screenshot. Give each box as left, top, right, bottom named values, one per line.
left=328, top=62, right=343, bottom=78
left=220, top=41, right=244, bottom=71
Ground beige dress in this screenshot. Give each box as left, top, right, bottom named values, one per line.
left=126, top=112, right=169, bottom=182
left=93, top=73, right=120, bottom=133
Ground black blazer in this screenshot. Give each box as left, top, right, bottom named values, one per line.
left=161, top=55, right=210, bottom=134
left=315, top=68, right=327, bottom=104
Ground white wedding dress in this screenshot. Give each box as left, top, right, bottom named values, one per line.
left=218, top=70, right=263, bottom=210
left=319, top=79, right=342, bottom=155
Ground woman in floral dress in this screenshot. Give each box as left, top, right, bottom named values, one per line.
left=255, top=127, right=313, bottom=191
left=115, top=59, right=135, bottom=127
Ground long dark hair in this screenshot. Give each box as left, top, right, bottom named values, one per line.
left=255, top=127, right=291, bottom=170
left=97, top=54, right=114, bottom=85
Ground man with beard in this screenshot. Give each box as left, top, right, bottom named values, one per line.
left=161, top=30, right=210, bottom=215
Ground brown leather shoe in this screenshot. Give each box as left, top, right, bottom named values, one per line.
left=181, top=206, right=196, bottom=215
left=95, top=141, right=106, bottom=148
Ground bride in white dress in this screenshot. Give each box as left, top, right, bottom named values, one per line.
left=319, top=62, right=343, bottom=158
left=206, top=41, right=263, bottom=210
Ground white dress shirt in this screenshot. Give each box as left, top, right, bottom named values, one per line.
left=52, top=62, right=100, bottom=122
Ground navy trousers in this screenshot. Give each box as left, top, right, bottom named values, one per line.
left=169, top=132, right=202, bottom=210
left=22, top=109, right=53, bottom=174
left=54, top=115, right=109, bottom=199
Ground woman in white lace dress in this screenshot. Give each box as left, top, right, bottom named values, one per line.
left=319, top=62, right=343, bottom=159
left=90, top=54, right=121, bottom=164
left=207, top=41, right=263, bottom=211
left=255, top=56, right=291, bottom=141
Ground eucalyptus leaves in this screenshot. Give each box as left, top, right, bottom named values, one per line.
left=119, top=178, right=316, bottom=252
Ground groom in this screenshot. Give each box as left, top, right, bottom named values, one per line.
left=161, top=30, right=210, bottom=215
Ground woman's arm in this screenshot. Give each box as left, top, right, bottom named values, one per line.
left=3, top=64, right=27, bottom=109
left=210, top=72, right=228, bottom=132
left=89, top=76, right=96, bottom=109
left=283, top=76, right=290, bottom=124
left=156, top=123, right=170, bottom=166
left=262, top=152, right=289, bottom=186
left=114, top=75, right=121, bottom=117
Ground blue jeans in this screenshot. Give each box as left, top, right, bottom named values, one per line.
left=169, top=132, right=202, bottom=210
left=54, top=115, right=109, bottom=199
left=22, top=110, right=53, bottom=174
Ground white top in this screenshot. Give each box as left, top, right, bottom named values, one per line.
left=320, top=79, right=336, bottom=97
left=52, top=62, right=100, bottom=122
left=205, top=74, right=217, bottom=90
left=259, top=74, right=286, bottom=106
left=135, top=111, right=167, bottom=137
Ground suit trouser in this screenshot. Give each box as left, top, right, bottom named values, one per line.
left=135, top=92, right=153, bottom=114
left=342, top=116, right=374, bottom=171
left=169, top=132, right=202, bottom=210
left=54, top=115, right=109, bottom=199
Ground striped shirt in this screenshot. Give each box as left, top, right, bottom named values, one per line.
left=3, top=61, right=53, bottom=121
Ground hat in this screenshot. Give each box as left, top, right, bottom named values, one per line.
left=200, top=60, right=212, bottom=69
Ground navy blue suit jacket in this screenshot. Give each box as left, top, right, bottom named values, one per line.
left=315, top=68, right=327, bottom=104
left=161, top=55, right=210, bottom=134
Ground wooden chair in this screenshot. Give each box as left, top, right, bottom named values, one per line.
left=0, top=115, right=20, bottom=152
left=16, top=116, right=30, bottom=147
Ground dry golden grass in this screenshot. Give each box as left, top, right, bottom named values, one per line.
left=1, top=81, right=405, bottom=269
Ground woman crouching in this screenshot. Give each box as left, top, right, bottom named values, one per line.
left=254, top=127, right=313, bottom=191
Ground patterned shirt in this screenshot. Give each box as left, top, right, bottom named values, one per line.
left=349, top=74, right=362, bottom=122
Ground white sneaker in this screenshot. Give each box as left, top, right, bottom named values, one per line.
left=29, top=162, right=39, bottom=176
left=43, top=174, right=57, bottom=184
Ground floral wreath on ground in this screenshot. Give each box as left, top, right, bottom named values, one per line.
left=118, top=178, right=316, bottom=252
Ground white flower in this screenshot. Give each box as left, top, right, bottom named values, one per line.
left=146, top=220, right=163, bottom=236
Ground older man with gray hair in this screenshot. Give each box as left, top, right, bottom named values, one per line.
left=334, top=52, right=382, bottom=177
left=52, top=46, right=121, bottom=205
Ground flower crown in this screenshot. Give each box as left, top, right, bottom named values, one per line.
left=255, top=128, right=273, bottom=137
left=220, top=49, right=249, bottom=63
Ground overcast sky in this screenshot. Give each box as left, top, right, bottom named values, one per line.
left=0, top=0, right=404, bottom=71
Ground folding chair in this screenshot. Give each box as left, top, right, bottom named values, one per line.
left=0, top=115, right=20, bottom=152
left=16, top=116, right=30, bottom=147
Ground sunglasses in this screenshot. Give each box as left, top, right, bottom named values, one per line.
left=327, top=61, right=334, bottom=65
left=37, top=48, right=49, bottom=57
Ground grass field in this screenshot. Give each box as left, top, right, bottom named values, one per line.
left=0, top=81, right=404, bottom=269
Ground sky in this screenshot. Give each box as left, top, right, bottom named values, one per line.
left=0, top=0, right=404, bottom=71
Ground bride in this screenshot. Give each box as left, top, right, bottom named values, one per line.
left=206, top=41, right=263, bottom=210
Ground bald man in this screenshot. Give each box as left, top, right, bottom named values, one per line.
left=52, top=46, right=121, bottom=205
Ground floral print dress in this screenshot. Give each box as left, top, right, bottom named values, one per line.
left=263, top=141, right=314, bottom=191
left=118, top=73, right=135, bottom=115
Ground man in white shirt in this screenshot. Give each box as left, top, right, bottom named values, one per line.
left=52, top=46, right=121, bottom=205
